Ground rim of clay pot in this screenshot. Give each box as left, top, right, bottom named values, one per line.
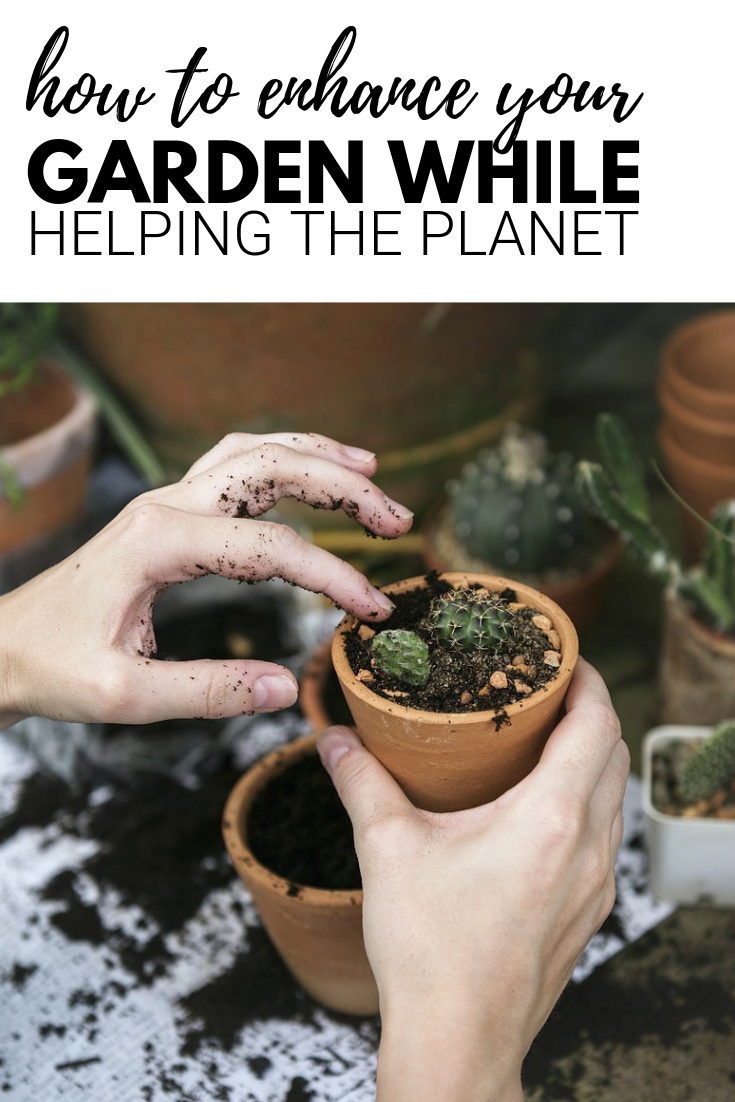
left=332, top=571, right=578, bottom=727
left=660, top=310, right=735, bottom=394
left=659, top=379, right=735, bottom=439
left=299, top=641, right=334, bottom=734
left=660, top=422, right=735, bottom=481
left=2, top=361, right=97, bottom=487
left=421, top=502, right=623, bottom=603
left=222, top=732, right=362, bottom=908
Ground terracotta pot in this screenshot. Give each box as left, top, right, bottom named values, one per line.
left=421, top=505, right=622, bottom=632
left=222, top=733, right=378, bottom=1016
left=659, top=424, right=735, bottom=557
left=661, top=310, right=735, bottom=401
left=659, top=382, right=735, bottom=467
left=63, top=303, right=551, bottom=511
left=300, top=641, right=346, bottom=734
left=658, top=595, right=735, bottom=726
left=332, top=572, right=578, bottom=813
left=0, top=361, right=96, bottom=555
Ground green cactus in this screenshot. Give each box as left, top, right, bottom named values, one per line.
left=430, top=588, right=512, bottom=652
left=447, top=424, right=590, bottom=574
left=577, top=414, right=735, bottom=636
left=679, top=720, right=735, bottom=804
left=371, top=630, right=431, bottom=688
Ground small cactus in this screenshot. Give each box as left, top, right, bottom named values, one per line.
left=577, top=414, right=735, bottom=635
left=679, top=720, right=735, bottom=804
left=430, top=588, right=512, bottom=652
left=447, top=424, right=590, bottom=574
left=371, top=630, right=430, bottom=688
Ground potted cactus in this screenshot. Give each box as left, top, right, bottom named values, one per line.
left=643, top=720, right=735, bottom=905
left=422, top=425, right=622, bottom=630
left=578, top=413, right=735, bottom=725
left=331, top=571, right=578, bottom=812
left=0, top=303, right=96, bottom=556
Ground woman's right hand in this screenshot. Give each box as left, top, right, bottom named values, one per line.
left=318, top=658, right=629, bottom=1102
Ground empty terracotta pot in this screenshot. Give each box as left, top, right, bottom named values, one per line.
left=222, top=734, right=378, bottom=1016
left=0, top=362, right=96, bottom=555
left=332, top=572, right=578, bottom=813
left=421, top=506, right=622, bottom=633
left=659, top=383, right=735, bottom=467
left=660, top=310, right=735, bottom=421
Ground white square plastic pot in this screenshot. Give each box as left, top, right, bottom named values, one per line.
left=643, top=726, right=735, bottom=907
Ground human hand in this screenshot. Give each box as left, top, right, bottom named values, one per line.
left=317, top=658, right=629, bottom=1102
left=0, top=433, right=413, bottom=729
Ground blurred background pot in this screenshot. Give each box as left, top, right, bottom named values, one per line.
left=659, top=425, right=735, bottom=558
left=300, top=640, right=354, bottom=735
left=658, top=596, right=735, bottom=726
left=660, top=310, right=735, bottom=410
left=222, top=734, right=378, bottom=1016
left=63, top=303, right=557, bottom=515
left=659, top=384, right=735, bottom=467
left=332, top=572, right=578, bottom=813
left=0, top=361, right=96, bottom=555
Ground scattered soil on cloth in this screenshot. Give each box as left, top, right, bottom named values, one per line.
left=651, top=740, right=735, bottom=819
left=247, top=754, right=361, bottom=892
left=345, top=572, right=562, bottom=715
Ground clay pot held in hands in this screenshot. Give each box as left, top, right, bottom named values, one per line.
left=332, top=572, right=579, bottom=813
left=222, top=734, right=378, bottom=1016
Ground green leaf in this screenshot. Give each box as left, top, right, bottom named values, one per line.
left=596, top=413, right=650, bottom=521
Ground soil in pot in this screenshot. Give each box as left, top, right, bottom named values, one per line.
left=651, top=739, right=735, bottom=820
left=247, top=754, right=360, bottom=894
left=344, top=572, right=563, bottom=720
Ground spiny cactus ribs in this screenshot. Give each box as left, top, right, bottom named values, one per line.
left=371, top=629, right=431, bottom=688
left=447, top=424, right=589, bottom=574
left=430, top=588, right=512, bottom=652
left=680, top=720, right=735, bottom=804
left=578, top=413, right=735, bottom=635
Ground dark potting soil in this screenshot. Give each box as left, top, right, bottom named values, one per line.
left=247, top=754, right=361, bottom=892
left=345, top=573, right=561, bottom=715
left=155, top=598, right=294, bottom=664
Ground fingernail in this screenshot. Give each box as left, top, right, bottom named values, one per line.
left=253, top=674, right=298, bottom=710
left=317, top=726, right=361, bottom=773
left=370, top=586, right=396, bottom=612
left=383, top=495, right=414, bottom=520
left=343, top=445, right=376, bottom=463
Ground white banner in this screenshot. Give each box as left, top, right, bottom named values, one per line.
left=2, top=0, right=733, bottom=301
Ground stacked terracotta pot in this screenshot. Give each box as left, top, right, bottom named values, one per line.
left=659, top=310, right=735, bottom=556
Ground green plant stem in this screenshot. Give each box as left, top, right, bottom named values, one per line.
left=54, top=342, right=166, bottom=486
left=0, top=452, right=24, bottom=509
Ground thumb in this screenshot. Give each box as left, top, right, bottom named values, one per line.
left=317, top=725, right=413, bottom=838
